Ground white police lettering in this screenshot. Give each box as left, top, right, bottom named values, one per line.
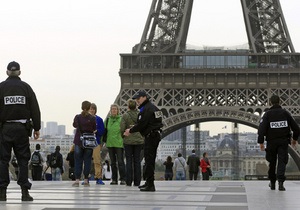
left=154, top=111, right=162, bottom=118
left=270, top=121, right=288, bottom=128
left=4, top=96, right=26, bottom=105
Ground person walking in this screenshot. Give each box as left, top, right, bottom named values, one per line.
left=30, top=144, right=44, bottom=181
left=120, top=99, right=144, bottom=186
left=163, top=156, right=174, bottom=180
left=89, top=103, right=105, bottom=185
left=72, top=101, right=96, bottom=187
left=187, top=149, right=200, bottom=180
left=200, top=152, right=211, bottom=180
left=0, top=61, right=41, bottom=201
left=174, top=153, right=186, bottom=180
left=124, top=91, right=163, bottom=192
left=258, top=95, right=299, bottom=191
left=105, top=104, right=126, bottom=185
left=66, top=145, right=75, bottom=180
left=50, top=146, right=64, bottom=181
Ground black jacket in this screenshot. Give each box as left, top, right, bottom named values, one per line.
left=130, top=98, right=163, bottom=136
left=66, top=151, right=75, bottom=168
left=0, top=76, right=41, bottom=131
left=257, top=104, right=300, bottom=144
left=187, top=154, right=200, bottom=173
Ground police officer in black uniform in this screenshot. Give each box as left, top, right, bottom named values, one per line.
left=124, top=91, right=163, bottom=192
left=0, top=61, right=41, bottom=201
left=258, top=95, right=299, bottom=191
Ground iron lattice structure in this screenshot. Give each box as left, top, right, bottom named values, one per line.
left=133, top=0, right=193, bottom=53
left=241, top=0, right=295, bottom=53
left=116, top=76, right=300, bottom=137
left=114, top=0, right=300, bottom=172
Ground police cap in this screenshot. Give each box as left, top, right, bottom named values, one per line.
left=132, top=91, right=147, bottom=99
left=7, top=61, right=20, bottom=71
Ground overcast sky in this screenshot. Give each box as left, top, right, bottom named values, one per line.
left=0, top=0, right=299, bottom=135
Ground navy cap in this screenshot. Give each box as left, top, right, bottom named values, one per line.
left=7, top=61, right=20, bottom=71
left=132, top=91, right=147, bottom=99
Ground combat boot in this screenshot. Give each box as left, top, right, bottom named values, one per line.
left=269, top=181, right=275, bottom=190
left=278, top=182, right=286, bottom=191
left=140, top=185, right=155, bottom=192
left=0, top=188, right=7, bottom=201
left=138, top=182, right=148, bottom=189
left=21, top=188, right=33, bottom=201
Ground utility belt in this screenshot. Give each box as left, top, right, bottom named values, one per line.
left=1, top=120, right=33, bottom=137
left=6, top=119, right=27, bottom=123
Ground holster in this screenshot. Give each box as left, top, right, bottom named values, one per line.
left=25, top=121, right=33, bottom=137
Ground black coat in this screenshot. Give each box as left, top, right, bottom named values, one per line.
left=187, top=154, right=200, bottom=173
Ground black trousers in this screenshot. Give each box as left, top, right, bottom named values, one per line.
left=108, top=147, right=126, bottom=182
left=31, top=165, right=43, bottom=181
left=143, top=132, right=161, bottom=186
left=0, top=123, right=32, bottom=189
left=266, top=141, right=289, bottom=183
left=189, top=171, right=198, bottom=180
left=202, top=171, right=209, bottom=180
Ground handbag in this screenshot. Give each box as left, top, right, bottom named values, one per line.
left=68, top=167, right=75, bottom=180
left=102, top=118, right=109, bottom=143
left=207, top=167, right=213, bottom=176
left=80, top=133, right=98, bottom=149
left=205, top=158, right=212, bottom=176
left=77, top=116, right=98, bottom=149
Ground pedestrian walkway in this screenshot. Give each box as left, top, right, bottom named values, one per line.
left=1, top=180, right=299, bottom=210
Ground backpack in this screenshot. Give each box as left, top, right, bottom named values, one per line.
left=31, top=151, right=41, bottom=166
left=49, top=153, right=59, bottom=168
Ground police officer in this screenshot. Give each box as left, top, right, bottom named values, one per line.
left=0, top=61, right=41, bottom=201
left=258, top=95, right=299, bottom=191
left=124, top=91, right=163, bottom=192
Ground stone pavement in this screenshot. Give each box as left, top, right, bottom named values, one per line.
left=1, top=180, right=300, bottom=210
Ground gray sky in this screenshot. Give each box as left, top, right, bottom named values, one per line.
left=1, top=0, right=299, bottom=135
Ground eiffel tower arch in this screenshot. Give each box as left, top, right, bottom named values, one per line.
left=114, top=0, right=300, bottom=170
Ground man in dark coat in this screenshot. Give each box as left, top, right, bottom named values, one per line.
left=187, top=149, right=200, bottom=180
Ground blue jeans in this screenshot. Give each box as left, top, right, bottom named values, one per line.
left=51, top=167, right=61, bottom=181
left=108, top=147, right=125, bottom=182
left=74, top=145, right=93, bottom=179
left=176, top=171, right=186, bottom=180
left=164, top=171, right=173, bottom=180
left=124, top=144, right=143, bottom=186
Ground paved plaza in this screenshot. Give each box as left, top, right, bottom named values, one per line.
left=1, top=180, right=300, bottom=210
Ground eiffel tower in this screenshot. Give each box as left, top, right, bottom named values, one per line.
left=114, top=0, right=300, bottom=171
